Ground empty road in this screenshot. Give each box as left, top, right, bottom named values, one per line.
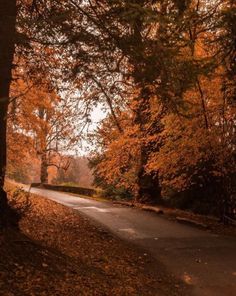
left=27, top=186, right=236, bottom=296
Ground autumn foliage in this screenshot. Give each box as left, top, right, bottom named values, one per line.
left=87, top=0, right=236, bottom=216
left=0, top=0, right=235, bottom=221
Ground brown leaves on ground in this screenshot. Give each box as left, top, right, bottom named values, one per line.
left=0, top=190, right=189, bottom=296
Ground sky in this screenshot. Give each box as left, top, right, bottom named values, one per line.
left=78, top=104, right=107, bottom=156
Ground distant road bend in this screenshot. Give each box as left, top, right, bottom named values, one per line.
left=26, top=186, right=236, bottom=296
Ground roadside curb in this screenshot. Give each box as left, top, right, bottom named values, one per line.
left=113, top=201, right=209, bottom=229
left=112, top=201, right=135, bottom=207
left=141, top=205, right=164, bottom=215
left=112, top=201, right=164, bottom=215
left=176, top=217, right=209, bottom=229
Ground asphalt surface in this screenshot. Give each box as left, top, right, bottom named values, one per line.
left=28, top=187, right=236, bottom=296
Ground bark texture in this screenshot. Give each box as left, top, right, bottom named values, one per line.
left=131, top=8, right=162, bottom=203
left=40, top=153, right=48, bottom=184
left=0, top=0, right=18, bottom=226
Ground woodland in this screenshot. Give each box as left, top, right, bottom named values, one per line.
left=0, top=0, right=235, bottom=226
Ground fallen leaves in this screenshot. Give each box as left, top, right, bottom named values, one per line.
left=0, top=189, right=190, bottom=295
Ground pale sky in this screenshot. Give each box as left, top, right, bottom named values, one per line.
left=78, top=104, right=107, bottom=156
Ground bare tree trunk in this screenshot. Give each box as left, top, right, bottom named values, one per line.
left=40, top=153, right=48, bottom=184
left=134, top=89, right=162, bottom=203
left=130, top=2, right=162, bottom=204
left=196, top=79, right=209, bottom=129
left=38, top=107, right=49, bottom=184
left=136, top=149, right=162, bottom=203
left=0, top=0, right=18, bottom=226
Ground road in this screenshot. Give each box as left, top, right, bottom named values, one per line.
left=28, top=186, right=236, bottom=296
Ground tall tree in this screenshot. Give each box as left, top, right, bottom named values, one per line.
left=0, top=0, right=17, bottom=222
left=9, top=78, right=79, bottom=184
left=64, top=0, right=211, bottom=202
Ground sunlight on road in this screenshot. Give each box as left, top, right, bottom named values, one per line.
left=119, top=228, right=137, bottom=235
left=74, top=206, right=110, bottom=213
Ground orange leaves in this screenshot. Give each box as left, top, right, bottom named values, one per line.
left=146, top=88, right=236, bottom=193
left=91, top=60, right=236, bottom=200
left=7, top=76, right=79, bottom=183
left=95, top=125, right=141, bottom=193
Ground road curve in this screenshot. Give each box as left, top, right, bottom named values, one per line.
left=27, top=186, right=236, bottom=296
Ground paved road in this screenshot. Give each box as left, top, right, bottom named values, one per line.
left=28, top=187, right=236, bottom=296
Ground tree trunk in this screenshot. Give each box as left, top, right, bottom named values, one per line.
left=136, top=153, right=162, bottom=203
left=40, top=153, right=48, bottom=184
left=130, top=3, right=162, bottom=204
left=0, top=0, right=17, bottom=226
left=134, top=89, right=162, bottom=204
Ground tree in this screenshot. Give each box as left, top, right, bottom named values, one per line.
left=88, top=1, right=235, bottom=215
left=145, top=0, right=236, bottom=214
left=0, top=0, right=17, bottom=224
left=69, top=0, right=216, bottom=202
left=0, top=0, right=81, bottom=222
left=9, top=78, right=79, bottom=184
left=89, top=110, right=139, bottom=198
